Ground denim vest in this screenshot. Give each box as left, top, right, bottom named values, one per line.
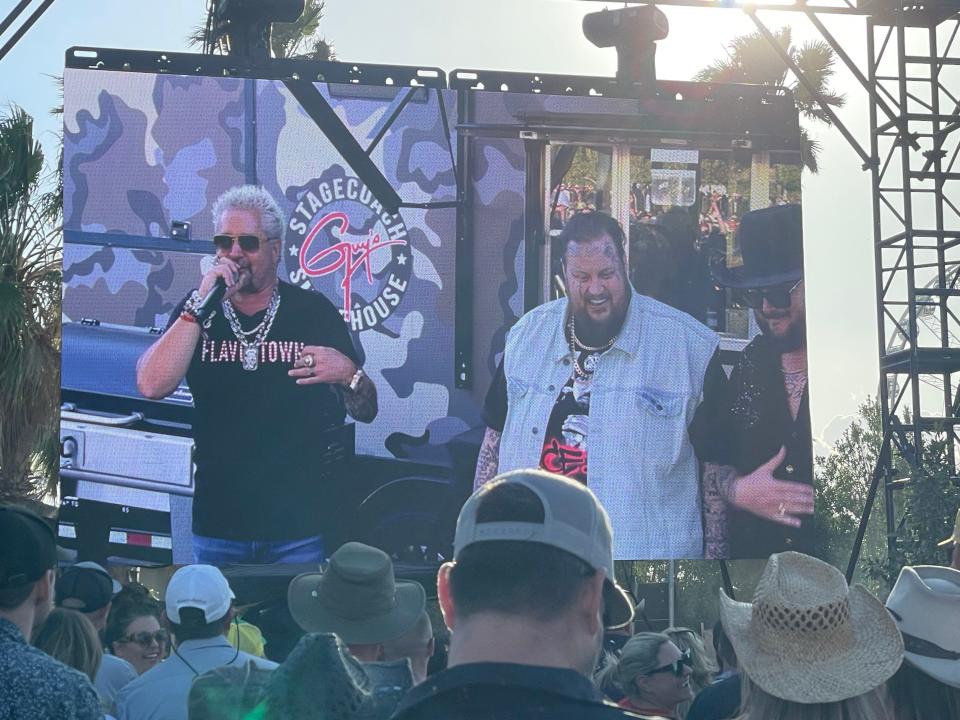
left=499, top=291, right=718, bottom=559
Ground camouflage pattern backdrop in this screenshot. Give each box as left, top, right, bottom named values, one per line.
left=62, top=69, right=478, bottom=457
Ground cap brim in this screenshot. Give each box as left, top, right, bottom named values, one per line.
left=288, top=574, right=426, bottom=645
left=720, top=586, right=903, bottom=703
left=603, top=580, right=634, bottom=630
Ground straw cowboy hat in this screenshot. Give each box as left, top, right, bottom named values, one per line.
left=885, top=565, right=960, bottom=689
left=720, top=552, right=903, bottom=704
left=287, top=542, right=425, bottom=645
left=937, top=508, right=960, bottom=547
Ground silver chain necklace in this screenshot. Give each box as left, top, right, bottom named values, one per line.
left=222, top=286, right=281, bottom=371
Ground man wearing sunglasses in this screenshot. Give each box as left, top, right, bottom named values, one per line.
left=136, top=185, right=378, bottom=565
left=702, top=204, right=815, bottom=559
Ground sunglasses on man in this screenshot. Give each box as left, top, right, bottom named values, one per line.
left=212, top=234, right=264, bottom=253
left=117, top=630, right=169, bottom=648
left=646, top=649, right=691, bottom=677
left=736, top=278, right=803, bottom=310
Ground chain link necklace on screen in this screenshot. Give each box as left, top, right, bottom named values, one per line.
left=222, top=286, right=281, bottom=371
left=568, top=315, right=616, bottom=379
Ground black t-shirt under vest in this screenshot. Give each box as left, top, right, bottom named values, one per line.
left=169, top=282, right=359, bottom=541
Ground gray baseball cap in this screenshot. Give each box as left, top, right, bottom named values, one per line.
left=454, top=469, right=634, bottom=629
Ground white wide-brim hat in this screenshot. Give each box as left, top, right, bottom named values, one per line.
left=720, top=552, right=903, bottom=704
left=886, top=565, right=960, bottom=689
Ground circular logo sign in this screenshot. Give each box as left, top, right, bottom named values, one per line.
left=285, top=175, right=411, bottom=332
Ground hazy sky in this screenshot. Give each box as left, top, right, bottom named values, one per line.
left=0, top=0, right=886, bottom=449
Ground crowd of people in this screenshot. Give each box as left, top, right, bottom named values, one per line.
left=3, top=474, right=960, bottom=719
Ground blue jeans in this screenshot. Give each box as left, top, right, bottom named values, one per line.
left=192, top=533, right=325, bottom=565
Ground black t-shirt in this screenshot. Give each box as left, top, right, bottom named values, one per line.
left=168, top=282, right=360, bottom=541
left=392, top=662, right=641, bottom=720
left=483, top=349, right=726, bottom=484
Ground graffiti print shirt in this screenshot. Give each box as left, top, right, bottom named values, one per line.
left=168, top=282, right=360, bottom=541
left=484, top=291, right=722, bottom=559
left=0, top=618, right=102, bottom=720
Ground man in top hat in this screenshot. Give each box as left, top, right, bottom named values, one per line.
left=476, top=212, right=724, bottom=559
left=393, top=469, right=638, bottom=720
left=702, top=204, right=816, bottom=559
left=937, top=508, right=960, bottom=570
left=0, top=505, right=102, bottom=720
left=56, top=561, right=138, bottom=708
left=287, top=541, right=426, bottom=663
left=116, top=564, right=276, bottom=720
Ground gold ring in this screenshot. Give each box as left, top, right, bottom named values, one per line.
left=778, top=502, right=786, bottom=517
left=302, top=354, right=315, bottom=368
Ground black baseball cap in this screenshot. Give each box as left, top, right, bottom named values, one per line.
left=56, top=561, right=121, bottom=612
left=0, top=505, right=57, bottom=591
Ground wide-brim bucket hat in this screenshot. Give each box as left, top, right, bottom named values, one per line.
left=287, top=542, right=425, bottom=645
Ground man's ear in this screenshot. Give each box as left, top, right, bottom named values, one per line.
left=577, top=570, right=606, bottom=637
left=35, top=568, right=55, bottom=607
left=437, top=562, right=457, bottom=632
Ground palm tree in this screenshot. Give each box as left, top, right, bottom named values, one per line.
left=0, top=107, right=62, bottom=503
left=694, top=27, right=845, bottom=173
left=189, top=0, right=335, bottom=60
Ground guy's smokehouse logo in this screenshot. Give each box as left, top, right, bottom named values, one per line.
left=285, top=176, right=411, bottom=332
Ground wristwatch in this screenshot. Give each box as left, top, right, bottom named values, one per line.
left=348, top=367, right=365, bottom=392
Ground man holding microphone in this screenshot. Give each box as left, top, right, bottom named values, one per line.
left=137, top=185, right=377, bottom=565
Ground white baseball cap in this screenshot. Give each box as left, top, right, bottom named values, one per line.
left=454, top=469, right=634, bottom=629
left=165, top=564, right=235, bottom=624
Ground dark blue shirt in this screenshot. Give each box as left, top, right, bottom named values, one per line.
left=0, top=617, right=102, bottom=720
left=392, top=662, right=644, bottom=720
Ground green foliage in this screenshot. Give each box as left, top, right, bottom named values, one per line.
left=188, top=1, right=335, bottom=60
left=0, top=107, right=62, bottom=502
left=270, top=0, right=334, bottom=60
left=614, top=397, right=959, bottom=627
left=694, top=27, right=845, bottom=174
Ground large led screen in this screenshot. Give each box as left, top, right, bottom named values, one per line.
left=60, top=54, right=810, bottom=563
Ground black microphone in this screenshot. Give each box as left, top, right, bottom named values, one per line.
left=194, top=276, right=227, bottom=324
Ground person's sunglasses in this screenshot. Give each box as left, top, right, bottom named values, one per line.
left=212, top=234, right=262, bottom=253
left=646, top=649, right=691, bottom=677
left=737, top=278, right=803, bottom=310
left=118, top=630, right=169, bottom=648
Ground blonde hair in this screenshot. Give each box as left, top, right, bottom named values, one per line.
left=737, top=674, right=893, bottom=720
left=32, top=608, right=103, bottom=681
left=595, top=632, right=671, bottom=700
left=666, top=627, right=718, bottom=719
left=212, top=185, right=284, bottom=239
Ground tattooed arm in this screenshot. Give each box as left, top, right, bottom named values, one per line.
left=474, top=427, right=502, bottom=490
left=343, top=371, right=378, bottom=423
left=702, top=462, right=736, bottom=559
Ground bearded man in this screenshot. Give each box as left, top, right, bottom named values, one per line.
left=702, top=203, right=815, bottom=559
left=136, top=185, right=377, bottom=565
left=476, top=212, right=723, bottom=559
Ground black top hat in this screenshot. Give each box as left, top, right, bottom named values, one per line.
left=712, top=204, right=804, bottom=289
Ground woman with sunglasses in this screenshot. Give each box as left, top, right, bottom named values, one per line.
left=104, top=598, right=168, bottom=676
left=596, top=632, right=693, bottom=719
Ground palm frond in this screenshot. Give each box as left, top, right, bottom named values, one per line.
left=0, top=110, right=61, bottom=503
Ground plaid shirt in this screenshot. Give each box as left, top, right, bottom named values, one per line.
left=0, top=617, right=102, bottom=720
left=498, top=292, right=718, bottom=559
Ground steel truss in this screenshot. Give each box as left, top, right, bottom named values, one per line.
left=4, top=0, right=960, bottom=575
left=580, top=0, right=960, bottom=579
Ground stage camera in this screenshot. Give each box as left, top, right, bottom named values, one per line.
left=582, top=5, right=669, bottom=86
